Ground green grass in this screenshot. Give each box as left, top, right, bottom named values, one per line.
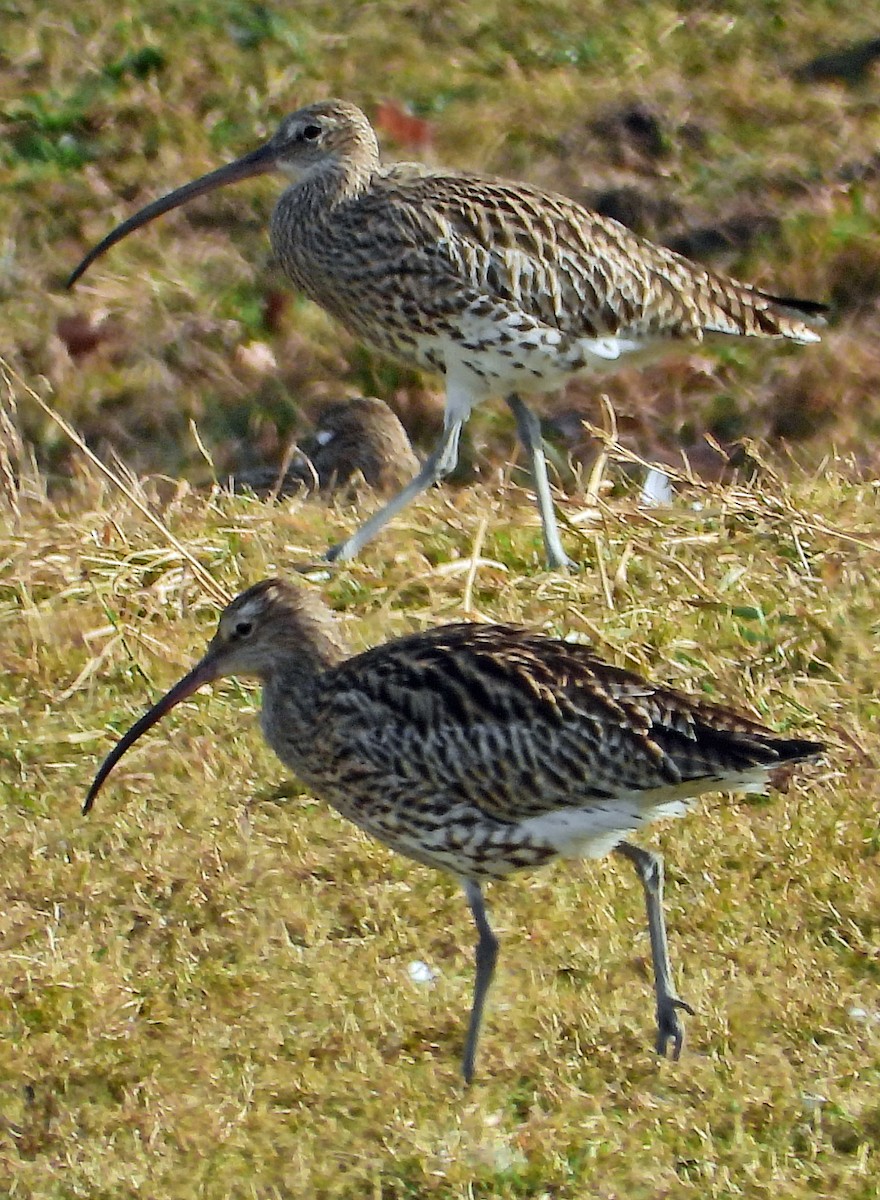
left=2, top=1, right=880, bottom=1195
left=4, top=0, right=880, bottom=478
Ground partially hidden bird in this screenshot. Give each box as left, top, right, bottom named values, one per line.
left=67, top=100, right=825, bottom=567
left=230, top=395, right=419, bottom=498
left=83, top=579, right=823, bottom=1082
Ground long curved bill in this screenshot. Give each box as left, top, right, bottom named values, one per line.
left=83, top=654, right=220, bottom=815
left=67, top=140, right=279, bottom=288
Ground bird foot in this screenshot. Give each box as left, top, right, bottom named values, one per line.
left=656, top=995, right=695, bottom=1061
left=544, top=548, right=577, bottom=572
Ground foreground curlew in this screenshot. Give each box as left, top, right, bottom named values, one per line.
left=67, top=101, right=825, bottom=568
left=84, top=579, right=822, bottom=1081
left=231, top=395, right=419, bottom=497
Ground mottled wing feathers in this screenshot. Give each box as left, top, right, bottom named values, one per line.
left=316, top=624, right=820, bottom=823
left=364, top=168, right=823, bottom=344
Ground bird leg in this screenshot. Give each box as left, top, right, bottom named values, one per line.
left=505, top=394, right=574, bottom=570
left=461, top=877, right=499, bottom=1085
left=615, top=841, right=694, bottom=1059
left=325, top=417, right=463, bottom=562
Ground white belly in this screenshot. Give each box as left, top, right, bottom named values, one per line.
left=414, top=304, right=653, bottom=404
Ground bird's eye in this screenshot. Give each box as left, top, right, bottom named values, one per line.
left=301, top=124, right=322, bottom=141
left=233, top=619, right=253, bottom=639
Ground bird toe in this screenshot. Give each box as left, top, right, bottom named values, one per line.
left=656, top=995, right=695, bottom=1060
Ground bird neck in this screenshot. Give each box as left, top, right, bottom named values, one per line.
left=258, top=613, right=350, bottom=692
left=286, top=137, right=379, bottom=213
left=259, top=632, right=344, bottom=745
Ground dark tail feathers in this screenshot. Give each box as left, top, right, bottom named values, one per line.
left=759, top=292, right=829, bottom=319
left=758, top=734, right=825, bottom=764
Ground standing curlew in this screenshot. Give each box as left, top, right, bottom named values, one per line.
left=83, top=579, right=822, bottom=1082
left=67, top=100, right=825, bottom=567
left=231, top=394, right=419, bottom=497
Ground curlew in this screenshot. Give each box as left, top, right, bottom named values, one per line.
left=84, top=579, right=822, bottom=1082
left=231, top=395, right=419, bottom=498
left=67, top=99, right=825, bottom=567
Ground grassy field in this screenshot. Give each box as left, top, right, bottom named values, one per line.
left=2, top=1, right=880, bottom=1197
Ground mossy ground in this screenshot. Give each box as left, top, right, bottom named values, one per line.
left=2, top=2, right=879, bottom=1197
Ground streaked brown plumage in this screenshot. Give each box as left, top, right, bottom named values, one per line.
left=67, top=100, right=825, bottom=568
left=231, top=395, right=419, bottom=497
left=84, top=579, right=822, bottom=1082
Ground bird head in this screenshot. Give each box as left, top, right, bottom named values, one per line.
left=267, top=100, right=379, bottom=182
left=66, top=100, right=377, bottom=287
left=82, top=579, right=347, bottom=814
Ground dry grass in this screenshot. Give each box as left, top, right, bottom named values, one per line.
left=1, top=360, right=878, bottom=1197
left=2, top=2, right=880, bottom=1196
